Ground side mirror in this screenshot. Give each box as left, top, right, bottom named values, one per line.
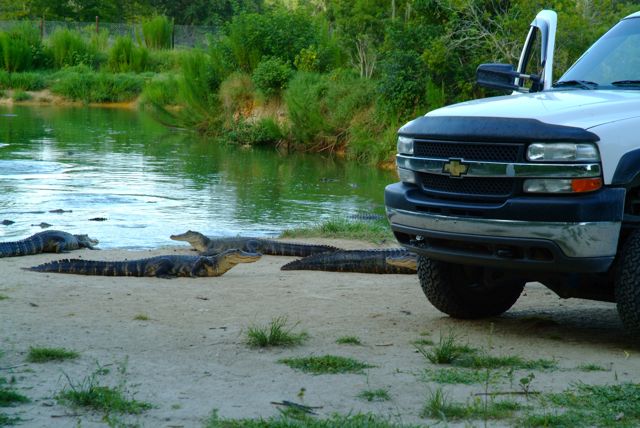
left=476, top=64, right=519, bottom=91
left=476, top=63, right=541, bottom=93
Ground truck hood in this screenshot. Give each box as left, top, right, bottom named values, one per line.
left=428, top=90, right=640, bottom=129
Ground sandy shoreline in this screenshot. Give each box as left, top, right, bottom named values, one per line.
left=1, top=238, right=639, bottom=426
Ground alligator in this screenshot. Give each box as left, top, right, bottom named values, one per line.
left=25, top=249, right=261, bottom=278
left=0, top=230, right=98, bottom=258
left=280, top=248, right=417, bottom=274
left=170, top=230, right=341, bottom=257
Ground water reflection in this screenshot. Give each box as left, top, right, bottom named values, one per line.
left=0, top=106, right=395, bottom=249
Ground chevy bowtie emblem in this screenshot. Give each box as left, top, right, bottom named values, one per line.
left=442, top=159, right=469, bottom=177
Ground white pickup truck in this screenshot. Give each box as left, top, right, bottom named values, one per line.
left=385, top=10, right=640, bottom=333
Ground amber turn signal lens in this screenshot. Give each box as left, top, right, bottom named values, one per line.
left=571, top=177, right=602, bottom=193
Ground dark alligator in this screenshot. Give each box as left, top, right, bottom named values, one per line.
left=280, top=248, right=417, bottom=274
left=170, top=230, right=341, bottom=257
left=0, top=230, right=98, bottom=258
left=25, top=249, right=260, bottom=278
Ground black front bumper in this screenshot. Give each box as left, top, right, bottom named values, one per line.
left=385, top=183, right=625, bottom=273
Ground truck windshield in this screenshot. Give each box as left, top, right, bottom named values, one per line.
left=555, top=17, right=640, bottom=89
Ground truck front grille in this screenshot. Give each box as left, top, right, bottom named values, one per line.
left=419, top=173, right=516, bottom=198
left=414, top=140, right=522, bottom=162
left=412, top=140, right=524, bottom=201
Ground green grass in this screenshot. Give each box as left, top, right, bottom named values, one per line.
left=279, top=355, right=374, bottom=375
left=51, top=68, right=144, bottom=103
left=12, top=91, right=30, bottom=101
left=280, top=217, right=393, bottom=242
left=246, top=316, right=308, bottom=348
left=0, top=294, right=7, bottom=301
left=0, top=412, right=20, bottom=426
left=133, top=314, right=150, bottom=321
left=520, top=383, right=640, bottom=427
left=423, top=367, right=492, bottom=385
left=0, top=389, right=29, bottom=407
left=204, top=410, right=421, bottom=427
left=358, top=388, right=390, bottom=402
left=422, top=388, right=525, bottom=421
left=577, top=363, right=608, bottom=372
left=57, top=363, right=152, bottom=415
left=26, top=347, right=79, bottom=363
left=418, top=332, right=556, bottom=370
left=58, top=385, right=152, bottom=414
left=417, top=332, right=475, bottom=364
left=336, top=336, right=362, bottom=345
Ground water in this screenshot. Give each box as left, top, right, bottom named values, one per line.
left=0, top=106, right=396, bottom=249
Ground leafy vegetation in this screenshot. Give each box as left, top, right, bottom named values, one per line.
left=279, top=355, right=374, bottom=375
left=26, top=347, right=79, bottom=363
left=423, top=388, right=525, bottom=421
left=0, top=0, right=636, bottom=165
left=281, top=217, right=393, bottom=242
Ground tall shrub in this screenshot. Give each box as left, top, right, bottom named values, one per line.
left=141, top=15, right=173, bottom=50
left=49, top=28, right=97, bottom=68
left=108, top=37, right=149, bottom=72
left=0, top=24, right=44, bottom=72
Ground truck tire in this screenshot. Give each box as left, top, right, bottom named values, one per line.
left=417, top=255, right=525, bottom=319
left=615, top=230, right=640, bottom=335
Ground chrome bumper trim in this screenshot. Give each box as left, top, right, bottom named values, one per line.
left=396, top=155, right=601, bottom=178
left=387, top=208, right=620, bottom=258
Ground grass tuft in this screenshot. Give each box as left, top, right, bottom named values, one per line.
left=12, top=91, right=31, bottom=101
left=57, top=362, right=152, bottom=415
left=358, top=388, right=390, bottom=402
left=279, top=355, right=374, bottom=375
left=26, top=347, right=79, bottom=363
left=423, top=367, right=492, bottom=385
left=423, top=388, right=525, bottom=421
left=133, top=314, right=150, bottom=321
left=336, top=336, right=362, bottom=345
left=417, top=332, right=475, bottom=364
left=0, top=294, right=8, bottom=301
left=0, top=388, right=29, bottom=407
left=246, top=316, right=308, bottom=348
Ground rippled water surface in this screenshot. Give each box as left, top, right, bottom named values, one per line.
left=0, top=106, right=396, bottom=248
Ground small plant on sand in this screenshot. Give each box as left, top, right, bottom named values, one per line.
left=27, top=347, right=79, bottom=363
left=57, top=359, right=152, bottom=416
left=358, top=388, right=391, bottom=402
left=0, top=294, right=8, bottom=301
left=246, top=316, right=308, bottom=348
left=279, top=355, right=374, bottom=375
left=417, top=332, right=475, bottom=364
left=133, top=314, right=150, bottom=321
left=0, top=388, right=29, bottom=407
left=336, top=336, right=362, bottom=345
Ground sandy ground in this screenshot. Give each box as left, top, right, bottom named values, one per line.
left=1, top=238, right=640, bottom=427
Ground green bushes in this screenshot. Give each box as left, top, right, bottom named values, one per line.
left=141, top=15, right=173, bottom=50
left=49, top=28, right=98, bottom=69
left=0, top=24, right=45, bottom=72
left=51, top=67, right=144, bottom=103
left=285, top=70, right=376, bottom=151
left=0, top=71, right=48, bottom=90
left=252, top=57, right=293, bottom=97
left=377, top=50, right=428, bottom=119
left=108, top=37, right=149, bottom=72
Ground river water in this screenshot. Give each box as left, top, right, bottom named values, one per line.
left=0, top=106, right=396, bottom=249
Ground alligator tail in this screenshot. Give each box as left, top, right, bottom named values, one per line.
left=257, top=240, right=341, bottom=257
left=26, top=259, right=148, bottom=276
left=280, top=249, right=415, bottom=274
left=0, top=237, right=44, bottom=257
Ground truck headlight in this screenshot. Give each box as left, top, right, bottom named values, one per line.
left=526, top=143, right=599, bottom=162
left=397, top=136, right=414, bottom=155
left=523, top=178, right=602, bottom=193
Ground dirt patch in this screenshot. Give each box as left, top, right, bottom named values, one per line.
left=1, top=239, right=639, bottom=426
